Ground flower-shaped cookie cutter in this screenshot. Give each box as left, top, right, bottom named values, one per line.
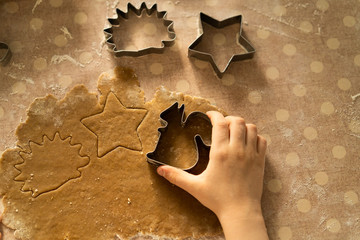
left=104, top=2, right=176, bottom=57
left=0, top=42, right=12, bottom=66
left=147, top=102, right=212, bottom=175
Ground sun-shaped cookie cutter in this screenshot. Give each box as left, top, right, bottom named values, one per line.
left=104, top=2, right=176, bottom=57
left=147, top=102, right=212, bottom=175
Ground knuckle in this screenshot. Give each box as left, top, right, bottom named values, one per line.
left=215, top=120, right=228, bottom=129
left=247, top=124, right=257, bottom=131
left=234, top=117, right=246, bottom=126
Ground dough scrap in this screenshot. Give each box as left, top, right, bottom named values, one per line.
left=0, top=67, right=223, bottom=240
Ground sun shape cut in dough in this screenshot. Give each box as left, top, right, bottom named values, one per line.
left=14, top=132, right=90, bottom=197
left=81, top=92, right=148, bottom=157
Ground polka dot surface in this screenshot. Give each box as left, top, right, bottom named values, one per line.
left=54, top=35, right=68, bottom=47
left=266, top=66, right=279, bottom=80
left=256, top=29, right=270, bottom=39
left=221, top=74, right=235, bottom=86
left=4, top=1, right=19, bottom=13
left=348, top=120, right=360, bottom=133
left=303, top=127, right=317, bottom=140
left=194, top=59, right=208, bottom=69
left=326, top=38, right=340, bottom=50
left=299, top=21, right=313, bottom=33
left=332, top=145, right=346, bottom=159
left=310, top=61, right=324, bottom=73
left=354, top=54, right=360, bottom=66
left=11, top=82, right=27, bottom=94
left=30, top=18, right=43, bottom=31
left=33, top=57, right=47, bottom=71
left=186, top=16, right=198, bottom=29
left=143, top=23, right=157, bottom=35
left=49, top=0, right=63, bottom=8
left=314, top=171, right=328, bottom=185
left=9, top=41, right=24, bottom=53
left=74, top=12, right=88, bottom=25
left=212, top=33, right=226, bottom=46
left=267, top=179, right=282, bottom=193
left=292, top=84, right=306, bottom=96
left=297, top=198, right=311, bottom=213
left=205, top=0, right=218, bottom=7
left=276, top=109, right=290, bottom=122
left=149, top=63, right=164, bottom=75
left=326, top=218, right=341, bottom=233
left=283, top=44, right=297, bottom=56
left=58, top=76, right=73, bottom=89
left=343, top=16, right=356, bottom=27
left=273, top=5, right=286, bottom=16
left=262, top=134, right=272, bottom=146
left=285, top=152, right=300, bottom=166
left=175, top=80, right=190, bottom=92
left=316, top=0, right=329, bottom=11
left=344, top=191, right=359, bottom=205
left=337, top=78, right=351, bottom=90
left=248, top=91, right=262, bottom=104
left=320, top=101, right=334, bottom=115
left=277, top=227, right=292, bottom=240
left=79, top=52, right=93, bottom=64
left=0, top=106, right=4, bottom=119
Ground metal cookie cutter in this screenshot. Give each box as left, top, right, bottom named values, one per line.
left=104, top=2, right=176, bottom=57
left=0, top=42, right=12, bottom=66
left=188, top=13, right=255, bottom=78
left=147, top=102, right=212, bottom=175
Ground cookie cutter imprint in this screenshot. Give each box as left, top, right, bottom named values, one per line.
left=188, top=13, right=256, bottom=78
left=147, top=102, right=211, bottom=174
left=0, top=42, right=12, bottom=66
left=104, top=2, right=176, bottom=57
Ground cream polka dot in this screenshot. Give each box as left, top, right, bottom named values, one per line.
left=337, top=78, right=351, bottom=90
left=54, top=35, right=68, bottom=47
left=277, top=226, right=292, bottom=240
left=273, top=5, right=286, bottom=16
left=316, top=0, right=329, bottom=11
left=332, top=145, right=346, bottom=159
left=348, top=120, right=360, bottom=134
left=212, top=33, right=226, bottom=46
left=248, top=91, right=262, bottom=104
left=221, top=74, right=235, bottom=86
left=326, top=38, right=340, bottom=50
left=283, top=44, right=296, bottom=56
left=186, top=16, right=198, bottom=29
left=303, top=127, right=317, bottom=140
left=320, top=101, right=334, bottom=115
left=4, top=1, right=19, bottom=13
left=354, top=55, right=360, bottom=67
left=0, top=106, right=4, bottom=119
left=343, top=16, right=356, bottom=27
left=344, top=191, right=359, bottom=205
left=194, top=59, right=208, bottom=69
left=9, top=41, right=24, bottom=53
left=205, top=0, right=218, bottom=6
left=79, top=52, right=93, bottom=64
left=285, top=152, right=299, bottom=167
left=266, top=67, right=279, bottom=80
left=299, top=21, right=313, bottom=33
left=11, top=82, right=27, bottom=94
left=267, top=179, right=282, bottom=193
left=50, top=0, right=63, bottom=7
left=314, top=171, right=328, bottom=186
left=256, top=29, right=270, bottom=39
left=326, top=218, right=341, bottom=233
left=58, top=75, right=72, bottom=88
left=74, top=12, right=88, bottom=25
left=150, top=63, right=164, bottom=75
left=33, top=57, right=47, bottom=71
left=276, top=109, right=289, bottom=122
left=30, top=18, right=43, bottom=31
left=143, top=23, right=157, bottom=35
left=292, top=84, right=306, bottom=97
left=297, top=199, right=311, bottom=213
left=262, top=134, right=271, bottom=146
left=176, top=80, right=190, bottom=92
left=310, top=61, right=324, bottom=73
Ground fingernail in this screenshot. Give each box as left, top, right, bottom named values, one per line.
left=157, top=167, right=164, bottom=176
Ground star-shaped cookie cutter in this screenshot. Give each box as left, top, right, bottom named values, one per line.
left=147, top=102, right=211, bottom=175
left=0, top=42, right=12, bottom=66
left=104, top=2, right=176, bottom=57
left=188, top=13, right=255, bottom=78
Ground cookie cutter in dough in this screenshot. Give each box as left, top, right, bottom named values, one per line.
left=188, top=13, right=255, bottom=78
left=0, top=42, right=12, bottom=66
left=147, top=102, right=211, bottom=175
left=104, top=2, right=176, bottom=57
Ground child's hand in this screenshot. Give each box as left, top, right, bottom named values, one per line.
left=157, top=111, right=269, bottom=240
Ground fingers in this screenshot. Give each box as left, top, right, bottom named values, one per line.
left=246, top=124, right=258, bottom=150
left=225, top=116, right=246, bottom=147
left=157, top=165, right=197, bottom=195
left=206, top=111, right=229, bottom=146
left=257, top=135, right=267, bottom=156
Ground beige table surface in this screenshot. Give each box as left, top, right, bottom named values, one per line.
left=0, top=0, right=359, bottom=239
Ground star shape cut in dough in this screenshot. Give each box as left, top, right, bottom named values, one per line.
left=81, top=92, right=147, bottom=157
left=188, top=13, right=255, bottom=78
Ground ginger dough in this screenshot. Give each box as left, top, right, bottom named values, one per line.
left=0, top=67, right=223, bottom=240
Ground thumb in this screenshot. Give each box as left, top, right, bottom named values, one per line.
left=157, top=165, right=197, bottom=194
